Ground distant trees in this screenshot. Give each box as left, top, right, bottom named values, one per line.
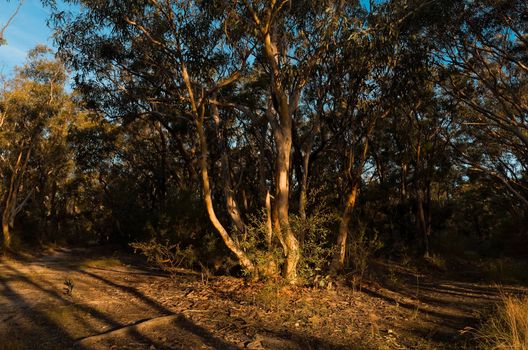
left=0, top=45, right=75, bottom=248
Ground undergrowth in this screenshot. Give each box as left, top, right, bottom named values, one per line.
left=346, top=221, right=384, bottom=290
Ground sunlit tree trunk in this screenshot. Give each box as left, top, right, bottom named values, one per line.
left=196, top=122, right=255, bottom=272
left=263, top=31, right=301, bottom=282
left=331, top=183, right=359, bottom=272
left=195, top=116, right=255, bottom=274
left=331, top=138, right=370, bottom=273
left=273, top=125, right=299, bottom=281
left=2, top=215, right=11, bottom=249
left=265, top=190, right=273, bottom=249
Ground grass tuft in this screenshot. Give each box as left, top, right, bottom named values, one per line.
left=478, top=293, right=528, bottom=350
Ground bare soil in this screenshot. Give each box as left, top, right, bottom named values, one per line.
left=0, top=248, right=526, bottom=350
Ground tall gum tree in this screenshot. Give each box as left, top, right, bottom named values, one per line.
left=230, top=0, right=352, bottom=281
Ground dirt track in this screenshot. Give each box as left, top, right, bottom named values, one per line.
left=0, top=248, right=525, bottom=350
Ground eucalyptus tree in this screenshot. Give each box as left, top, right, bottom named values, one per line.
left=223, top=0, right=365, bottom=280
left=0, top=45, right=69, bottom=248
left=437, top=0, right=528, bottom=208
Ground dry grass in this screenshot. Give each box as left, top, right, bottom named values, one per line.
left=79, top=257, right=123, bottom=269
left=0, top=340, right=24, bottom=350
left=478, top=294, right=528, bottom=350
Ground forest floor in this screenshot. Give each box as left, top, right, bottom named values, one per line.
left=0, top=247, right=526, bottom=350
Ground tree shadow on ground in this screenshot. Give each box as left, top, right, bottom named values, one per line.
left=1, top=250, right=458, bottom=350
left=0, top=260, right=242, bottom=350
left=0, top=277, right=84, bottom=350
left=1, top=254, right=354, bottom=350
left=359, top=261, right=528, bottom=347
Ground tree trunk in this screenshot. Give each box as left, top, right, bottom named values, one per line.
left=212, top=99, right=246, bottom=233
left=415, top=142, right=432, bottom=258
left=271, top=194, right=287, bottom=253
left=2, top=217, right=11, bottom=249
left=265, top=190, right=273, bottom=248
left=416, top=190, right=430, bottom=258
left=261, top=28, right=302, bottom=282
left=331, top=137, right=371, bottom=273
left=331, top=183, right=359, bottom=273
left=275, top=129, right=299, bottom=282
left=299, top=96, right=321, bottom=222
left=1, top=146, right=32, bottom=249
left=178, top=55, right=255, bottom=275
left=298, top=144, right=311, bottom=222
left=196, top=117, right=255, bottom=274
left=223, top=151, right=246, bottom=233
left=297, top=145, right=311, bottom=247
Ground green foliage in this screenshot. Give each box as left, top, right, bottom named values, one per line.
left=238, top=204, right=338, bottom=283
left=292, top=206, right=339, bottom=284
left=236, top=211, right=283, bottom=279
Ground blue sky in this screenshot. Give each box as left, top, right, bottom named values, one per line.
left=0, top=0, right=53, bottom=75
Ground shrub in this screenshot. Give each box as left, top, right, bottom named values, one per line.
left=130, top=239, right=197, bottom=275
left=236, top=211, right=283, bottom=280
left=238, top=204, right=338, bottom=284
left=291, top=206, right=339, bottom=285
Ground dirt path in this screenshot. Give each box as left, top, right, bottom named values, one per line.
left=0, top=249, right=525, bottom=350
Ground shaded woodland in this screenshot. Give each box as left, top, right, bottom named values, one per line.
left=1, top=1, right=528, bottom=349
left=1, top=0, right=527, bottom=287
